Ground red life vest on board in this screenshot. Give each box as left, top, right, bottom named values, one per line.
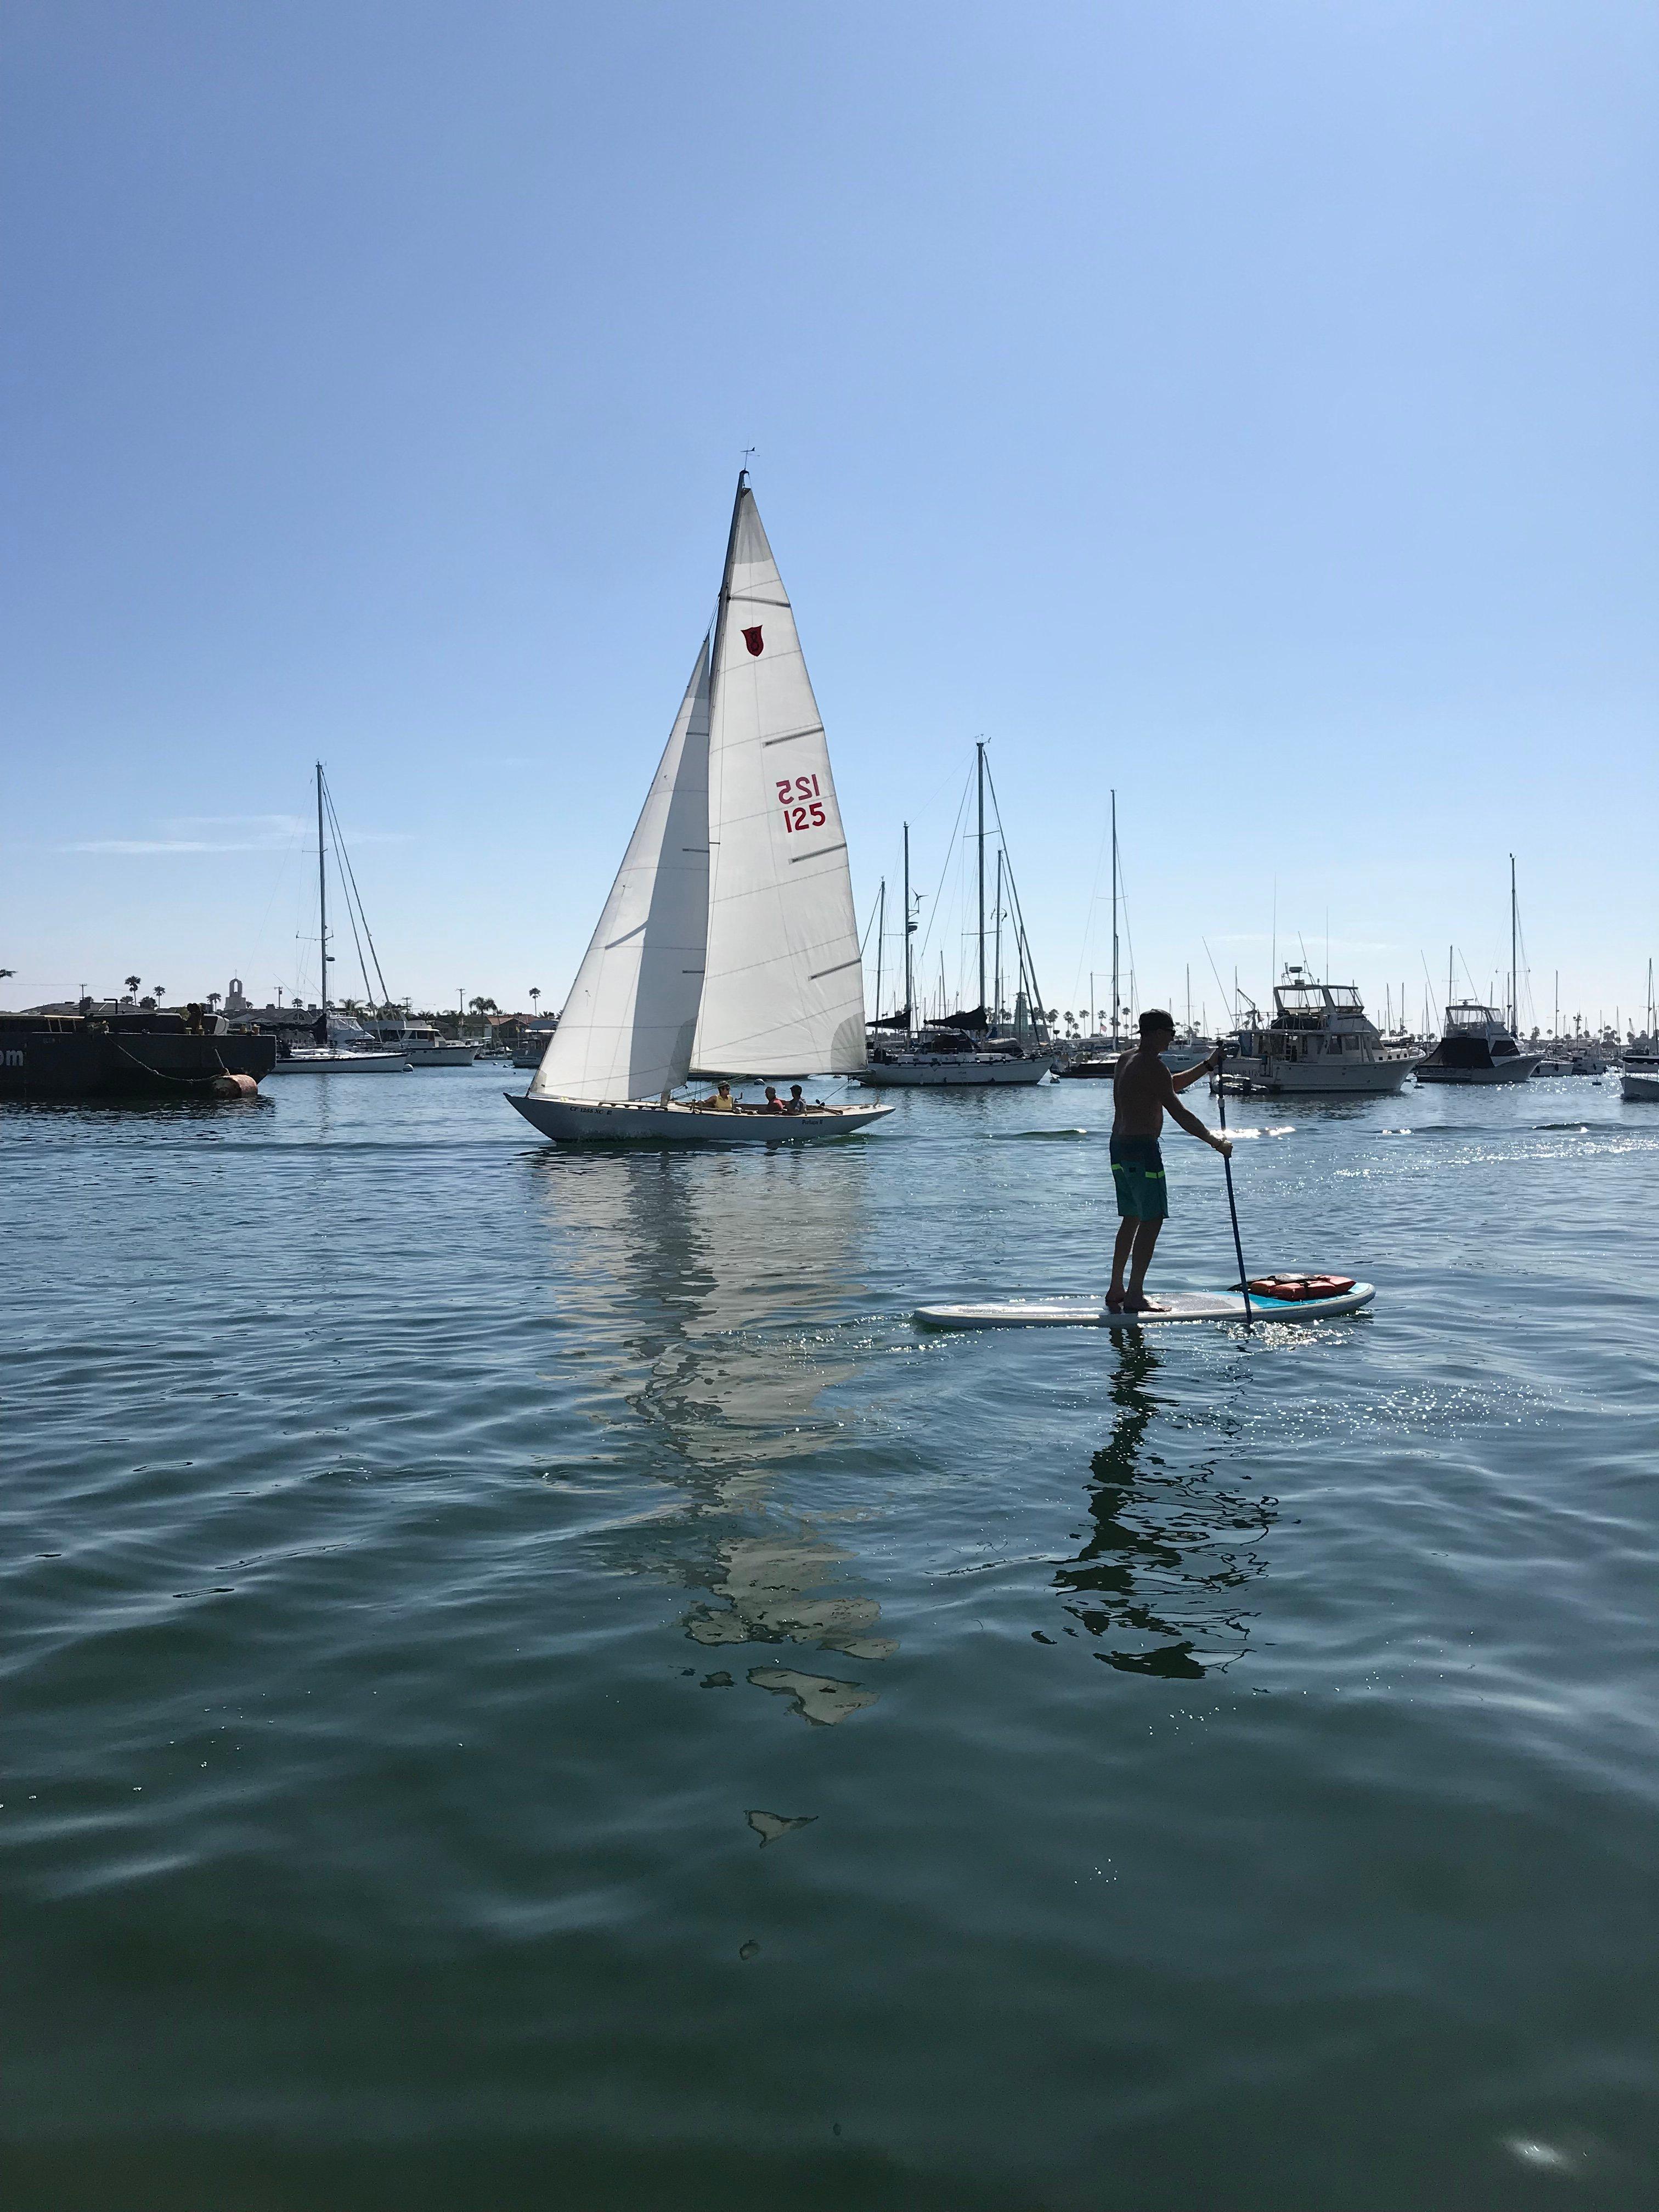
left=1246, top=1274, right=1356, bottom=1301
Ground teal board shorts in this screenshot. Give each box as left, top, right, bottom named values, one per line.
left=1110, top=1134, right=1168, bottom=1221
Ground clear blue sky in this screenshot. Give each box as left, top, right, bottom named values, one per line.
left=4, top=1, right=1655, bottom=1032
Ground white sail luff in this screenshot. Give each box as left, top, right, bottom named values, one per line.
left=531, top=641, right=710, bottom=1102
left=691, top=482, right=867, bottom=1076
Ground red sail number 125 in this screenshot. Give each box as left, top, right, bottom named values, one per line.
left=776, top=775, right=825, bottom=833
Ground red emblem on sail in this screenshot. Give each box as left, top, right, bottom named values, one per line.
left=742, top=625, right=764, bottom=657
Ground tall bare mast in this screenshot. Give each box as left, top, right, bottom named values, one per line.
left=1509, top=854, right=1518, bottom=1034
left=975, top=740, right=987, bottom=1015
left=1109, top=791, right=1120, bottom=1051
left=874, top=878, right=885, bottom=1024
left=902, top=822, right=915, bottom=1039
left=315, top=763, right=330, bottom=1020
left=994, top=850, right=1004, bottom=1028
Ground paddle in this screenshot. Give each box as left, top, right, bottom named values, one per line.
left=1213, top=1049, right=1252, bottom=1327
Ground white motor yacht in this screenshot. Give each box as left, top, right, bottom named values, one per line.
left=1415, top=1003, right=1542, bottom=1085
left=367, top=1019, right=475, bottom=1066
left=1621, top=1047, right=1659, bottom=1103
left=1222, top=967, right=1418, bottom=1096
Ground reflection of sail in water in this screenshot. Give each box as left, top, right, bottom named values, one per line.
left=1054, top=1335, right=1274, bottom=1678
left=531, top=1144, right=891, bottom=1720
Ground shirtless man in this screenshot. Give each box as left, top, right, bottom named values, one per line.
left=1108, top=1011, right=1230, bottom=1313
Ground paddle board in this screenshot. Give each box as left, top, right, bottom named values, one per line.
left=914, top=1284, right=1375, bottom=1330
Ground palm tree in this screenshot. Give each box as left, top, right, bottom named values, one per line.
left=124, top=974, right=141, bottom=998
left=469, top=996, right=498, bottom=1016
left=529, top=988, right=541, bottom=1019
left=206, top=991, right=221, bottom=1012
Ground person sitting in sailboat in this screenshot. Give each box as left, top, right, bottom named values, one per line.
left=785, top=1086, right=808, bottom=1114
left=695, top=1081, right=737, bottom=1112
left=762, top=1087, right=788, bottom=1113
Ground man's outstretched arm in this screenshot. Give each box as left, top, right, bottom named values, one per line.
left=1171, top=1045, right=1224, bottom=1094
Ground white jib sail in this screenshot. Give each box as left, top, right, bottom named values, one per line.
left=691, top=481, right=867, bottom=1077
left=531, top=640, right=711, bottom=1102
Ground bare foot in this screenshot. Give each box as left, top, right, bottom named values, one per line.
left=1104, top=1290, right=1126, bottom=1312
left=1121, top=1292, right=1160, bottom=1313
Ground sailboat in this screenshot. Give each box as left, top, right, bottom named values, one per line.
left=857, top=744, right=1050, bottom=1087
left=268, top=765, right=409, bottom=1074
left=509, top=476, right=893, bottom=1144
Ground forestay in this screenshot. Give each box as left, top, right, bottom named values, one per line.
left=691, top=485, right=867, bottom=1078
left=531, top=642, right=711, bottom=1103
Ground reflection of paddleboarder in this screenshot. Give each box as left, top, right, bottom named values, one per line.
left=1108, top=1011, right=1231, bottom=1314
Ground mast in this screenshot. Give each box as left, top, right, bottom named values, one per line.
left=1109, top=789, right=1120, bottom=1051
left=902, top=823, right=915, bottom=1038
left=994, top=851, right=1004, bottom=1030
left=874, top=878, right=885, bottom=1024
left=1509, top=853, right=1518, bottom=1033
left=315, top=762, right=329, bottom=1021
left=975, top=740, right=986, bottom=1015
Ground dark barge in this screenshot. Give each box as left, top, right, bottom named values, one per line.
left=0, top=1011, right=277, bottom=1100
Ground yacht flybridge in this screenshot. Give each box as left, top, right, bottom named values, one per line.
left=1222, top=966, right=1418, bottom=1096
left=509, top=476, right=893, bottom=1145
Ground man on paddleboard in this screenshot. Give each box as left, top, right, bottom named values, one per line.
left=1108, top=1011, right=1230, bottom=1313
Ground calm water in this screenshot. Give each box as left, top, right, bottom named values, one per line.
left=4, top=1066, right=1657, bottom=2209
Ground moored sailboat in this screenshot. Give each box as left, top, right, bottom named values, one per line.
left=510, top=476, right=891, bottom=1144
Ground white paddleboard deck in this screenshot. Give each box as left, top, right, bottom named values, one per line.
left=915, top=1284, right=1375, bottom=1330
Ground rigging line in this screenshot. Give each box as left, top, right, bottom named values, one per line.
left=321, top=780, right=378, bottom=1010
left=914, top=761, right=974, bottom=973
left=859, top=883, right=882, bottom=957
left=981, top=755, right=1050, bottom=1034
left=1419, top=950, right=1441, bottom=1034
left=1201, top=938, right=1232, bottom=1024
left=1114, top=845, right=1138, bottom=1025
left=324, top=777, right=394, bottom=1011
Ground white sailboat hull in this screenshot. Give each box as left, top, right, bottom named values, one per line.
left=507, top=1092, right=894, bottom=1144
left=1622, top=1069, right=1659, bottom=1102
left=270, top=1049, right=409, bottom=1074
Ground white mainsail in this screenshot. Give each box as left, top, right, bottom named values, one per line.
left=691, top=481, right=867, bottom=1077
left=530, top=640, right=711, bottom=1102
